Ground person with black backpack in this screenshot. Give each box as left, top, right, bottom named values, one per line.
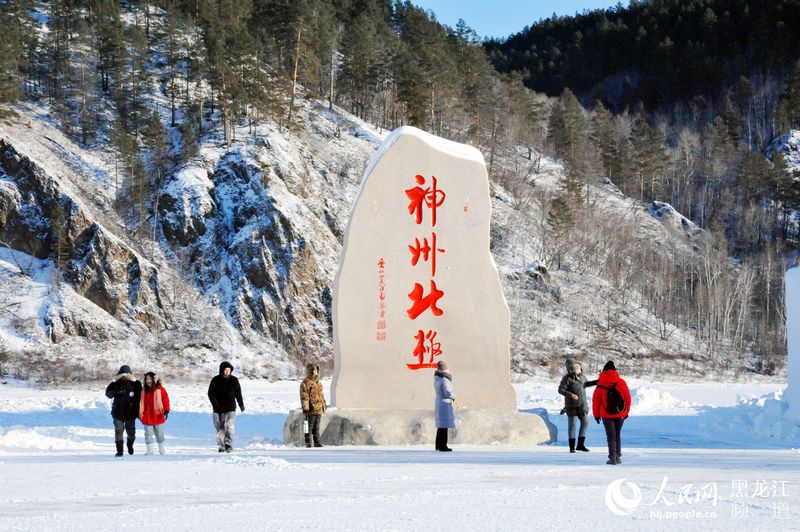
left=592, top=360, right=631, bottom=465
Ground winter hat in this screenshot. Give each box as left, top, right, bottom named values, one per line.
left=564, top=358, right=576, bottom=371
left=219, top=361, right=234, bottom=374
left=603, top=360, right=617, bottom=372
left=117, top=365, right=132, bottom=375
left=436, top=360, right=448, bottom=371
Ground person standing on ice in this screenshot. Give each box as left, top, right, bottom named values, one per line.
left=592, top=360, right=631, bottom=465
left=434, top=360, right=456, bottom=452
left=558, top=358, right=598, bottom=453
left=207, top=361, right=245, bottom=453
left=139, top=372, right=170, bottom=455
left=105, top=365, right=142, bottom=457
left=300, top=363, right=327, bottom=447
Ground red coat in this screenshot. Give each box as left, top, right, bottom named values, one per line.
left=592, top=370, right=631, bottom=419
left=139, top=385, right=170, bottom=426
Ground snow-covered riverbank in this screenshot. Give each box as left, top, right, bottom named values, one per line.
left=1, top=378, right=797, bottom=530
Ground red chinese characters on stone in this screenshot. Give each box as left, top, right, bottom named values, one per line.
left=405, top=175, right=446, bottom=227
left=406, top=280, right=444, bottom=320
left=407, top=329, right=442, bottom=370
left=408, top=233, right=445, bottom=277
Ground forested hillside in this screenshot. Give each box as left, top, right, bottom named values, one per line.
left=0, top=0, right=797, bottom=380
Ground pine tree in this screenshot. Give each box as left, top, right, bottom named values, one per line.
left=0, top=1, right=36, bottom=107
left=0, top=4, right=22, bottom=107
left=776, top=60, right=800, bottom=132
left=201, top=0, right=254, bottom=145
left=93, top=0, right=125, bottom=96
left=630, top=117, right=670, bottom=201
left=590, top=101, right=615, bottom=177
left=145, top=110, right=170, bottom=187
left=75, top=16, right=100, bottom=146
left=164, top=6, right=183, bottom=127
left=43, top=1, right=76, bottom=132
left=125, top=22, right=149, bottom=136
left=179, top=114, right=199, bottom=162
left=339, top=9, right=384, bottom=120
left=548, top=88, right=586, bottom=164
left=546, top=195, right=574, bottom=270
left=51, top=198, right=71, bottom=280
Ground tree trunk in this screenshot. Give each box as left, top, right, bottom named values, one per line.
left=221, top=76, right=232, bottom=147
left=286, top=24, right=302, bottom=128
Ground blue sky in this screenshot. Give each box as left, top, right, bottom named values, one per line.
left=412, top=1, right=619, bottom=40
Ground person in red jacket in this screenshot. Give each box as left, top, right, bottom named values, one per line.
left=592, top=360, right=631, bottom=465
left=139, top=372, right=171, bottom=455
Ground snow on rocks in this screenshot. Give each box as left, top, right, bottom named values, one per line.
left=767, top=129, right=800, bottom=175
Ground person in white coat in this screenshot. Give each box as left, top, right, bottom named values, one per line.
left=434, top=360, right=455, bottom=452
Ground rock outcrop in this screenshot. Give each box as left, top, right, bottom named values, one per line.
left=0, top=139, right=165, bottom=331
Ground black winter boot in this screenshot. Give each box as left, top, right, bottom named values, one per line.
left=127, top=439, right=134, bottom=455
left=568, top=438, right=576, bottom=453
left=115, top=441, right=124, bottom=457
left=576, top=437, right=589, bottom=452
left=304, top=434, right=312, bottom=448
left=616, top=454, right=622, bottom=464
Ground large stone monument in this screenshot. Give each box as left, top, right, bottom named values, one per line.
left=284, top=126, right=555, bottom=445
left=786, top=261, right=800, bottom=420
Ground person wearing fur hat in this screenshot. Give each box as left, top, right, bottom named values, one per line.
left=300, top=363, right=327, bottom=447
left=208, top=361, right=245, bottom=453
left=104, top=365, right=142, bottom=457
left=434, top=360, right=455, bottom=452
left=139, top=372, right=171, bottom=455
left=558, top=358, right=598, bottom=453
left=592, top=360, right=632, bottom=465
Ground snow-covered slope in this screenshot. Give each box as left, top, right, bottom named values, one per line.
left=0, top=93, right=748, bottom=382
left=0, top=4, right=761, bottom=381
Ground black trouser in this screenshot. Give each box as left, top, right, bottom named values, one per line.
left=602, top=418, right=625, bottom=459
left=305, top=414, right=321, bottom=444
left=113, top=418, right=136, bottom=443
left=435, top=427, right=448, bottom=449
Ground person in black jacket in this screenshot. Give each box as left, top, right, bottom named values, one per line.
left=104, top=365, right=142, bottom=457
left=558, top=358, right=598, bottom=453
left=207, top=361, right=245, bottom=453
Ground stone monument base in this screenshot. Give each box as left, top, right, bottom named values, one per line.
left=283, top=409, right=557, bottom=446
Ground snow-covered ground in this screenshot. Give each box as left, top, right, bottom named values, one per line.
left=1, top=377, right=798, bottom=530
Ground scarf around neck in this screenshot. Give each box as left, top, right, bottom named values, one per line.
left=140, top=385, right=164, bottom=415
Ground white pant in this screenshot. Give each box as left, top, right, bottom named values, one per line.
left=143, top=424, right=165, bottom=444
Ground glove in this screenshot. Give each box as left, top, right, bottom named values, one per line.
left=240, top=406, right=245, bottom=413
left=595, top=417, right=601, bottom=424
left=164, top=412, right=169, bottom=421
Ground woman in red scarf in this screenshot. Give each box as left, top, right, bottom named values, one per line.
left=139, top=372, right=171, bottom=455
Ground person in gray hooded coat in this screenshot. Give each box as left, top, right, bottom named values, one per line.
left=434, top=360, right=455, bottom=452
left=558, top=358, right=597, bottom=453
